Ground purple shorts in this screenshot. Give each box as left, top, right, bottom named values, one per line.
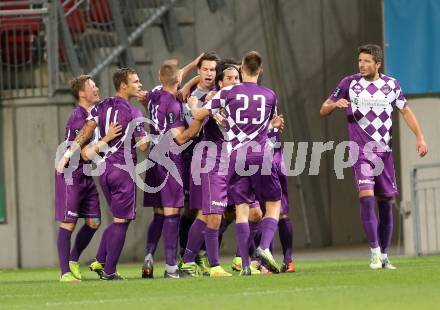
left=201, top=171, right=228, bottom=215
left=55, top=172, right=100, bottom=223
left=143, top=163, right=184, bottom=208
left=352, top=151, right=399, bottom=197
left=99, top=165, right=136, bottom=220
left=228, top=153, right=282, bottom=205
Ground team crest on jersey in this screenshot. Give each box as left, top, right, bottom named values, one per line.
left=381, top=84, right=392, bottom=96
left=352, top=83, right=364, bottom=95
left=167, top=112, right=175, bottom=124
left=75, top=129, right=80, bottom=135
left=333, top=87, right=341, bottom=97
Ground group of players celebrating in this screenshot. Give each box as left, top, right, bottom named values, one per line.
left=55, top=44, right=428, bottom=282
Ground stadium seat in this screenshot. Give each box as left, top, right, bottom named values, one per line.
left=0, top=1, right=40, bottom=65
left=89, top=0, right=112, bottom=24
left=62, top=0, right=86, bottom=35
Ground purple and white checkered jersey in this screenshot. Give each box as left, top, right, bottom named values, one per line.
left=181, top=85, right=212, bottom=126
left=204, top=82, right=277, bottom=153
left=329, top=73, right=407, bottom=152
left=87, top=96, right=146, bottom=165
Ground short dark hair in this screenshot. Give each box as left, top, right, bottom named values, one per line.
left=197, top=52, right=220, bottom=68
left=215, top=63, right=241, bottom=88
left=112, top=67, right=137, bottom=91
left=69, top=75, right=92, bottom=100
left=358, top=44, right=383, bottom=63
left=242, top=51, right=262, bottom=76
left=160, top=59, right=179, bottom=87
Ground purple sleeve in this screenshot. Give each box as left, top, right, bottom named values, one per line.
left=65, top=115, right=83, bottom=142
left=132, top=107, right=147, bottom=138
left=204, top=88, right=228, bottom=115
left=393, top=79, right=408, bottom=110
left=87, top=105, right=99, bottom=124
left=328, top=76, right=351, bottom=102
left=166, top=100, right=185, bottom=129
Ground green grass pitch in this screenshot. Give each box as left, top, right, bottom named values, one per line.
left=1, top=256, right=439, bottom=309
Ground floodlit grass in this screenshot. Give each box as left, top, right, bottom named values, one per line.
left=1, top=256, right=439, bottom=309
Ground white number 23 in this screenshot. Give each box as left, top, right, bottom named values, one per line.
left=235, top=94, right=266, bottom=124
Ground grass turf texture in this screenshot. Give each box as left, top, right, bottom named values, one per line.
left=1, top=256, right=439, bottom=309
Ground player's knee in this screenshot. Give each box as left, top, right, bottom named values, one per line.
left=86, top=217, right=101, bottom=229
left=113, top=218, right=130, bottom=223
left=358, top=189, right=374, bottom=198
left=60, top=222, right=76, bottom=231
left=154, top=207, right=164, bottom=215
left=207, top=215, right=221, bottom=229
left=249, top=208, right=263, bottom=222
left=376, top=195, right=392, bottom=202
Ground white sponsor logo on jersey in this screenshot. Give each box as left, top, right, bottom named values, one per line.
left=211, top=200, right=227, bottom=207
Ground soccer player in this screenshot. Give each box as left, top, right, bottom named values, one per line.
left=180, top=63, right=241, bottom=277
left=268, top=126, right=295, bottom=273
left=179, top=52, right=220, bottom=274
left=320, top=44, right=428, bottom=269
left=55, top=75, right=121, bottom=282
left=142, top=59, right=205, bottom=279
left=58, top=68, right=150, bottom=280
left=189, top=51, right=282, bottom=275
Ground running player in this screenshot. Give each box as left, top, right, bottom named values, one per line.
left=320, top=44, right=428, bottom=269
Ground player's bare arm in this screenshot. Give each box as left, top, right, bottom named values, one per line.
left=187, top=95, right=210, bottom=120
left=81, top=122, right=123, bottom=161
left=172, top=120, right=204, bottom=145
left=56, top=119, right=97, bottom=173
left=135, top=135, right=150, bottom=152
left=319, top=98, right=350, bottom=116
left=178, top=75, right=200, bottom=102
left=399, top=106, right=428, bottom=157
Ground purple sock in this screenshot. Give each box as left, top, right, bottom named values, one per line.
left=235, top=222, right=250, bottom=269
left=259, top=218, right=278, bottom=250
left=360, top=196, right=379, bottom=248
left=57, top=227, right=72, bottom=275
left=145, top=213, right=164, bottom=256
left=249, top=221, right=260, bottom=259
left=378, top=200, right=393, bottom=254
left=205, top=227, right=220, bottom=267
left=96, top=224, right=112, bottom=263
left=104, top=222, right=130, bottom=275
left=218, top=218, right=231, bottom=247
left=69, top=224, right=97, bottom=262
left=179, top=215, right=194, bottom=257
left=163, top=214, right=180, bottom=266
left=183, top=218, right=206, bottom=263
left=278, top=218, right=293, bottom=264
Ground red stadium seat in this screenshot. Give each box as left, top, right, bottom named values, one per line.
left=0, top=31, right=33, bottom=65
left=0, top=1, right=40, bottom=65
left=62, top=0, right=86, bottom=35
left=89, top=0, right=112, bottom=24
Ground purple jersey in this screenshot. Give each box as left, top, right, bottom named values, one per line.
left=205, top=82, right=277, bottom=153
left=329, top=73, right=407, bottom=152
left=63, top=105, right=97, bottom=176
left=88, top=96, right=146, bottom=165
left=147, top=85, right=185, bottom=146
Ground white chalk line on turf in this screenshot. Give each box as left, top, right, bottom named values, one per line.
left=5, top=285, right=353, bottom=308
